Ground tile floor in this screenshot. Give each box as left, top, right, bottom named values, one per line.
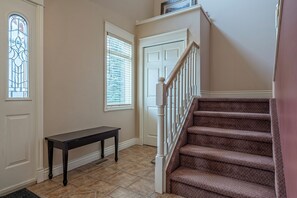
left=28, top=145, right=183, bottom=198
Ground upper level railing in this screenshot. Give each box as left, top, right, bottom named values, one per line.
left=155, top=41, right=200, bottom=193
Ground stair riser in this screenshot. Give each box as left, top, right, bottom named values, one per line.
left=171, top=181, right=228, bottom=198
left=180, top=155, right=275, bottom=187
left=187, top=133, right=272, bottom=157
left=198, top=101, right=269, bottom=113
left=194, top=116, right=271, bottom=132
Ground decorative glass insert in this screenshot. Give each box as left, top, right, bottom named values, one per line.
left=8, top=14, right=29, bottom=98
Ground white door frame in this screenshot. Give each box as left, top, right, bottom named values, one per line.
left=138, top=29, right=188, bottom=145
left=34, top=0, right=44, bottom=184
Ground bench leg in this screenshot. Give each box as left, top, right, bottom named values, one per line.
left=101, top=140, right=104, bottom=158
left=62, top=149, right=68, bottom=186
left=48, top=141, right=53, bottom=179
left=115, top=133, right=118, bottom=162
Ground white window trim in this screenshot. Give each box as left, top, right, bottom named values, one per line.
left=104, top=21, right=135, bottom=112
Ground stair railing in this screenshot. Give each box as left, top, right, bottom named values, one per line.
left=155, top=41, right=200, bottom=193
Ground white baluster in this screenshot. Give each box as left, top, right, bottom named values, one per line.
left=187, top=56, right=191, bottom=101
left=164, top=101, right=168, bottom=156
left=155, top=77, right=166, bottom=193
left=180, top=66, right=184, bottom=116
left=177, top=73, right=181, bottom=126
left=188, top=53, right=192, bottom=97
left=193, top=48, right=196, bottom=96
left=195, top=47, right=198, bottom=95
left=168, top=86, right=173, bottom=145
left=191, top=47, right=196, bottom=96
left=194, top=47, right=198, bottom=95
left=173, top=79, right=177, bottom=136
left=185, top=58, right=189, bottom=105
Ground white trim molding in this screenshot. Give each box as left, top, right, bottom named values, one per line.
left=200, top=90, right=272, bottom=98
left=136, top=5, right=211, bottom=26
left=137, top=5, right=201, bottom=25
left=104, top=21, right=135, bottom=112
left=35, top=4, right=44, bottom=183
left=139, top=28, right=188, bottom=47
left=37, top=138, right=139, bottom=182
left=24, top=0, right=44, bottom=7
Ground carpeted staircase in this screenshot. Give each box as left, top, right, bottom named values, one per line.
left=167, top=98, right=279, bottom=198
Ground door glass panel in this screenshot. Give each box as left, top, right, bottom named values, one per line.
left=8, top=14, right=29, bottom=99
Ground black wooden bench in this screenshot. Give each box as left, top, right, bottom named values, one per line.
left=45, top=126, right=120, bottom=186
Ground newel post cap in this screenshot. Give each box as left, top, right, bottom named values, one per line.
left=156, top=77, right=166, bottom=106
left=158, top=77, right=165, bottom=83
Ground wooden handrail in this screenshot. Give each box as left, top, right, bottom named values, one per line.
left=273, top=0, right=283, bottom=81
left=165, top=41, right=199, bottom=89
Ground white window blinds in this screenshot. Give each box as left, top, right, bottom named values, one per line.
left=105, top=22, right=134, bottom=111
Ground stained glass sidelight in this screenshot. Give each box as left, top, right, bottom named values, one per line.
left=8, top=14, right=29, bottom=98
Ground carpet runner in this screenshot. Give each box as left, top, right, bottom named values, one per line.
left=166, top=98, right=286, bottom=198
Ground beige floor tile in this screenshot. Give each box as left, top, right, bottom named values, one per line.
left=28, top=145, right=158, bottom=197
left=69, top=175, right=97, bottom=187
left=107, top=160, right=134, bottom=171
left=109, top=187, right=142, bottom=198
left=104, top=171, right=139, bottom=188
left=52, top=169, right=84, bottom=184
left=96, top=158, right=117, bottom=169
left=139, top=156, right=156, bottom=166
left=28, top=180, right=62, bottom=197
left=124, top=163, right=154, bottom=178
left=87, top=167, right=118, bottom=180
left=46, top=184, right=77, bottom=198
left=67, top=191, right=97, bottom=198
left=119, top=154, right=146, bottom=163
left=76, top=162, right=101, bottom=173
left=88, top=180, right=117, bottom=195
left=79, top=165, right=102, bottom=174
left=78, top=159, right=115, bottom=173
left=127, top=178, right=154, bottom=197
left=140, top=169, right=155, bottom=181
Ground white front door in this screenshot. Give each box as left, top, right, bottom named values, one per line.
left=143, top=41, right=184, bottom=146
left=0, top=0, right=38, bottom=194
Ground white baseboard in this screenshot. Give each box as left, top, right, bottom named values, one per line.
left=37, top=138, right=139, bottom=183
left=200, top=90, right=272, bottom=98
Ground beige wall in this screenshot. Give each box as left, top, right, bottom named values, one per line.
left=44, top=0, right=153, bottom=166
left=154, top=0, right=277, bottom=91
left=137, top=10, right=201, bottom=45
left=200, top=11, right=211, bottom=91
left=136, top=8, right=210, bottom=92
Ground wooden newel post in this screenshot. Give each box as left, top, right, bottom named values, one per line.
left=155, top=77, right=166, bottom=193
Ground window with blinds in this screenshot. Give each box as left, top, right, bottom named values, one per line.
left=105, top=22, right=134, bottom=111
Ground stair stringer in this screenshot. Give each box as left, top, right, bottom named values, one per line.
left=270, top=99, right=287, bottom=198
left=166, top=98, right=198, bottom=193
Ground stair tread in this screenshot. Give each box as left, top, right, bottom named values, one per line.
left=180, top=145, right=274, bottom=171
left=188, top=126, right=272, bottom=143
left=171, top=167, right=275, bottom=198
left=198, top=98, right=270, bottom=102
left=194, top=111, right=270, bottom=120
